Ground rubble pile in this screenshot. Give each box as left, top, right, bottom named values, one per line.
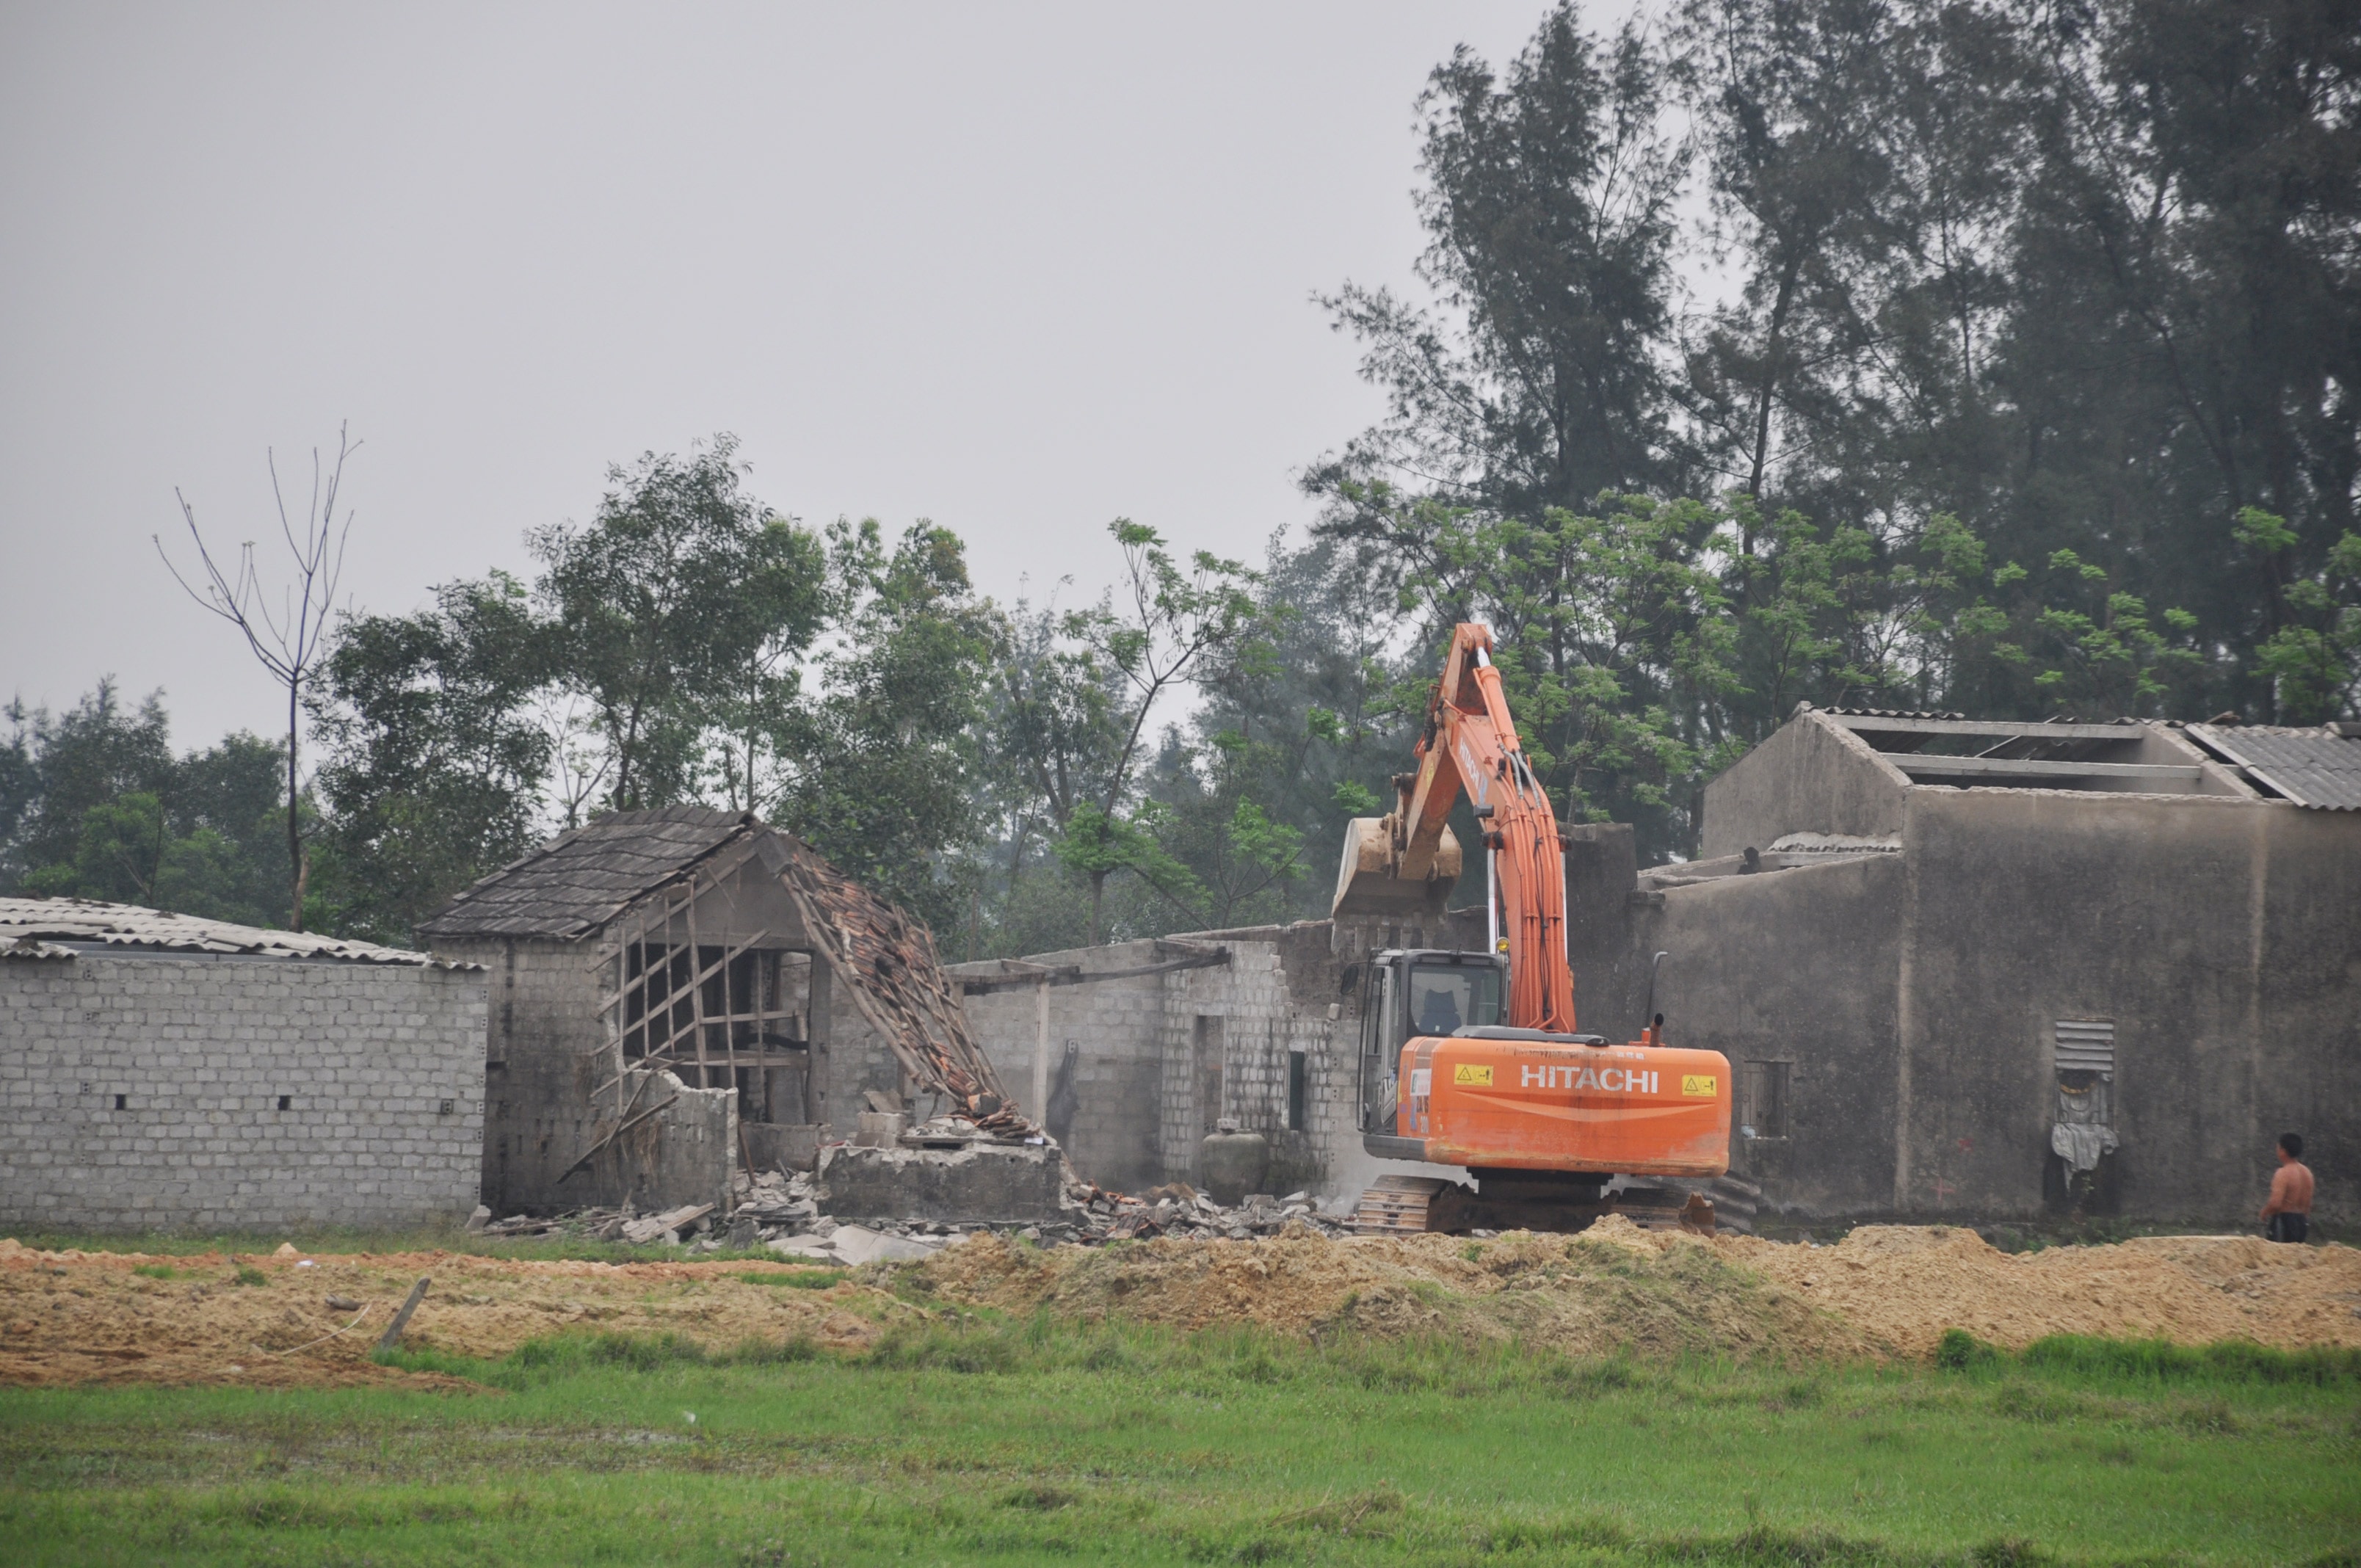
left=468, top=1162, right=1355, bottom=1268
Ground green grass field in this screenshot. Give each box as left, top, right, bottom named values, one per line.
left=3, top=1320, right=2356, bottom=1567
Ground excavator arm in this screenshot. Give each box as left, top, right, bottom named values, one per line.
left=1333, top=623, right=1575, bottom=1033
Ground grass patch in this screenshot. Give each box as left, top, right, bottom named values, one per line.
left=1932, top=1329, right=2361, bottom=1390
left=733, top=1268, right=847, bottom=1291
left=4, top=1323, right=2355, bottom=1564
left=230, top=1264, right=267, bottom=1287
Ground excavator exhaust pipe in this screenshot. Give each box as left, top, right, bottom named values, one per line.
left=1332, top=816, right=1462, bottom=919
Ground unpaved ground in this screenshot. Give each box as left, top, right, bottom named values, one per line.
left=0, top=1239, right=908, bottom=1388
left=4, top=1223, right=2356, bottom=1388
left=923, top=1219, right=2361, bottom=1360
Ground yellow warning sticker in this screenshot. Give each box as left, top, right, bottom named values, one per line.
left=1681, top=1074, right=1719, bottom=1097
left=1453, top=1064, right=1494, bottom=1087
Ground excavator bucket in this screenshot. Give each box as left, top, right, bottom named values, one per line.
left=1331, top=816, right=1462, bottom=919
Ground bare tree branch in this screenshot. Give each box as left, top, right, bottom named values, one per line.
left=155, top=423, right=361, bottom=931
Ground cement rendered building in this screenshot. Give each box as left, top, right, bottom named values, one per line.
left=1559, top=708, right=2360, bottom=1233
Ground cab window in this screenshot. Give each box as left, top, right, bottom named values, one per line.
left=1409, top=964, right=1500, bottom=1037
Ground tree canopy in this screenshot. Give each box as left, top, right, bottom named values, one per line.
left=10, top=0, right=2357, bottom=945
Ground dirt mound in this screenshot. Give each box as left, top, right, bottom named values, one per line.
left=0, top=1241, right=910, bottom=1389
left=921, top=1223, right=1872, bottom=1360
left=1688, top=1225, right=2361, bottom=1357
left=925, top=1222, right=2361, bottom=1361
left=7, top=1225, right=2357, bottom=1387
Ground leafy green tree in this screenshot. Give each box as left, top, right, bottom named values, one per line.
left=1309, top=3, right=1686, bottom=532
left=766, top=521, right=1001, bottom=935
left=21, top=792, right=258, bottom=922
left=1, top=683, right=291, bottom=925
left=305, top=573, right=557, bottom=945
left=1051, top=520, right=1262, bottom=943
left=0, top=680, right=174, bottom=885
left=530, top=435, right=827, bottom=810
left=2237, top=509, right=2361, bottom=723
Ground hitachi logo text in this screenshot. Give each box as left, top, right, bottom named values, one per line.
left=1522, top=1064, right=1658, bottom=1093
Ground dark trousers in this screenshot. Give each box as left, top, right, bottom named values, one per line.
left=2267, top=1213, right=2308, bottom=1244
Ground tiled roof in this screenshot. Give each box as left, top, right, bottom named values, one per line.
left=415, top=806, right=761, bottom=940
left=0, top=898, right=463, bottom=965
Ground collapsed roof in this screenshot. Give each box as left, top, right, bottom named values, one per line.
left=1807, top=706, right=2361, bottom=807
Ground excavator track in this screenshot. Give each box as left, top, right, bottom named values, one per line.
left=1352, top=1177, right=1716, bottom=1237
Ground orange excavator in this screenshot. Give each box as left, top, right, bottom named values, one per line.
left=1333, top=623, right=1731, bottom=1235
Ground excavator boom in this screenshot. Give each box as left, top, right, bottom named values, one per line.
left=1335, top=625, right=1574, bottom=1031
left=1335, top=624, right=1732, bottom=1234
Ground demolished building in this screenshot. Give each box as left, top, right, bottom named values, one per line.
left=953, top=713, right=2357, bottom=1233
left=0, top=898, right=488, bottom=1232
left=949, top=912, right=1455, bottom=1199
left=418, top=806, right=1034, bottom=1219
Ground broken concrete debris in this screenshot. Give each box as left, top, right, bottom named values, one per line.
left=460, top=1155, right=1352, bottom=1268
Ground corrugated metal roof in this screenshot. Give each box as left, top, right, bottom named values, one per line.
left=2185, top=725, right=2361, bottom=810
left=415, top=805, right=762, bottom=940
left=0, top=899, right=466, bottom=966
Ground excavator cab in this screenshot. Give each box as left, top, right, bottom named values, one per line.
left=1354, top=949, right=1506, bottom=1135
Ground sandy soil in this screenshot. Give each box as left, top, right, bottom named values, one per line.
left=4, top=1223, right=2355, bottom=1388
left=0, top=1239, right=907, bottom=1389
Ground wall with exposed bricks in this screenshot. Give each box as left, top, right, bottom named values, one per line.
left=952, top=918, right=1432, bottom=1198
left=0, top=951, right=487, bottom=1233
left=438, top=934, right=737, bottom=1217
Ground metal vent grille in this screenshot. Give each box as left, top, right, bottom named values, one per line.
left=2054, top=1019, right=2116, bottom=1075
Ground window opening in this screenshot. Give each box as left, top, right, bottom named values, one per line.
left=1193, top=1015, right=1224, bottom=1133
left=1287, top=1050, right=1308, bottom=1132
left=277, top=1095, right=291, bottom=1111
left=1408, top=962, right=1501, bottom=1037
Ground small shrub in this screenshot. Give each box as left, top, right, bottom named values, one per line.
left=1935, top=1328, right=2000, bottom=1371
left=232, top=1265, right=268, bottom=1288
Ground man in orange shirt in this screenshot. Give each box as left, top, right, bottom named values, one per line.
left=2260, top=1133, right=2314, bottom=1244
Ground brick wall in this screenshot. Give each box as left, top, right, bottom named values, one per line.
left=0, top=951, right=487, bottom=1233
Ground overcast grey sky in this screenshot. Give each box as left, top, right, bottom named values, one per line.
left=1, top=2, right=1609, bottom=751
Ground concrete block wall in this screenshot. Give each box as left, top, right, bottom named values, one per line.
left=0, top=951, right=487, bottom=1233
left=445, top=935, right=737, bottom=1216
left=957, top=922, right=1369, bottom=1197
left=958, top=943, right=1173, bottom=1193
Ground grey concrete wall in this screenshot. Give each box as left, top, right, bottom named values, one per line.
left=1578, top=741, right=2361, bottom=1230
left=0, top=951, right=486, bottom=1233
left=1894, top=787, right=2357, bottom=1229
left=1701, top=712, right=1910, bottom=860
